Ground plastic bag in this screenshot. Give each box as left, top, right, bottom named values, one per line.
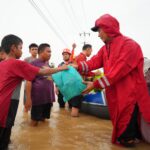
left=52, top=66, right=86, bottom=102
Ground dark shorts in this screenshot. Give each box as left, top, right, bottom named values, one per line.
left=0, top=127, right=12, bottom=149
left=0, top=99, right=19, bottom=149
left=31, top=103, right=53, bottom=121
left=68, top=95, right=83, bottom=109
left=6, top=99, right=19, bottom=128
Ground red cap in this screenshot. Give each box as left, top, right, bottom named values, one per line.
left=62, top=48, right=71, bottom=55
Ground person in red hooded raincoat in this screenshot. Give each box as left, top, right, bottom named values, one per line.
left=73, top=14, right=150, bottom=147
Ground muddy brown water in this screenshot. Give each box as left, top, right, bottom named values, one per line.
left=8, top=84, right=150, bottom=150
left=8, top=100, right=149, bottom=150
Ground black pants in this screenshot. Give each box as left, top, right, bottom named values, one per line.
left=58, top=92, right=65, bottom=108
left=0, top=127, right=11, bottom=150
left=118, top=104, right=141, bottom=141
left=31, top=103, right=52, bottom=121
left=68, top=95, right=83, bottom=109
left=0, top=99, right=19, bottom=150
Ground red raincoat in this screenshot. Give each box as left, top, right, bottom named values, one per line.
left=78, top=14, right=150, bottom=143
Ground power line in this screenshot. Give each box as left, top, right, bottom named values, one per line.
left=81, top=0, right=88, bottom=30
left=60, top=0, right=80, bottom=33
left=67, top=0, right=84, bottom=32
left=38, top=0, right=65, bottom=35
left=28, top=0, right=68, bottom=46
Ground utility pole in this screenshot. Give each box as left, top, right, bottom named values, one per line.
left=79, top=32, right=90, bottom=45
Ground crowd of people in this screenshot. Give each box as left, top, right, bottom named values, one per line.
left=0, top=13, right=150, bottom=149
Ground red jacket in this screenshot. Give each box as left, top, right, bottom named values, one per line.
left=78, top=14, right=150, bottom=143
left=75, top=53, right=95, bottom=77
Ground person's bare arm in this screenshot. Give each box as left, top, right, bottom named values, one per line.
left=38, top=65, right=68, bottom=75
left=25, top=81, right=32, bottom=111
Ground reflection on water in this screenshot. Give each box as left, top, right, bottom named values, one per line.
left=9, top=102, right=150, bottom=150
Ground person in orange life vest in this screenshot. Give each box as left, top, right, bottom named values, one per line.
left=56, top=43, right=76, bottom=108
left=72, top=14, right=150, bottom=147
left=56, top=48, right=72, bottom=108
left=75, top=44, right=101, bottom=80
left=69, top=43, right=76, bottom=62
left=56, top=45, right=83, bottom=117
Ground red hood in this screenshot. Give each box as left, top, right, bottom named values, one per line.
left=94, top=14, right=121, bottom=37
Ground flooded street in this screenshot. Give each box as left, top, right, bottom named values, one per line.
left=9, top=100, right=150, bottom=150
left=7, top=84, right=149, bottom=150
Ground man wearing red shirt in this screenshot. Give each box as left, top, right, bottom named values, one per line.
left=75, top=44, right=92, bottom=64
left=0, top=34, right=68, bottom=149
left=75, top=44, right=98, bottom=78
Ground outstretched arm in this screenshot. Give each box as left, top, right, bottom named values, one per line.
left=38, top=65, right=68, bottom=75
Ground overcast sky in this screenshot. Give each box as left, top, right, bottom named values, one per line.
left=0, top=0, right=150, bottom=65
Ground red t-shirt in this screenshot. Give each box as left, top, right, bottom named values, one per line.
left=75, top=52, right=87, bottom=64
left=0, top=58, right=40, bottom=127
left=75, top=53, right=95, bottom=77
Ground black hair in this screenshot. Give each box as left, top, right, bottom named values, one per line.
left=0, top=46, right=3, bottom=52
left=29, top=43, right=38, bottom=49
left=1, top=34, right=23, bottom=54
left=38, top=43, right=50, bottom=54
left=82, top=44, right=92, bottom=51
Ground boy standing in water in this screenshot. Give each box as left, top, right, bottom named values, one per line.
left=26, top=43, right=56, bottom=126
left=0, top=34, right=68, bottom=149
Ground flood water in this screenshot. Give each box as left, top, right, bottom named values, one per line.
left=8, top=86, right=150, bottom=150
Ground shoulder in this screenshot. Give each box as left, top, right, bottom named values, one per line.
left=30, top=59, right=43, bottom=67
left=58, top=62, right=65, bottom=66
left=75, top=53, right=85, bottom=60
left=7, top=59, right=32, bottom=70
left=24, top=57, right=31, bottom=62
left=15, top=59, right=34, bottom=68
left=122, top=36, right=142, bottom=53
left=118, top=35, right=140, bottom=47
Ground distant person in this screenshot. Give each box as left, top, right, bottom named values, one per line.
left=55, top=44, right=83, bottom=117
left=56, top=43, right=76, bottom=108
left=24, top=43, right=38, bottom=63
left=72, top=14, right=150, bottom=147
left=56, top=48, right=72, bottom=108
left=67, top=44, right=101, bottom=117
left=75, top=44, right=101, bottom=80
left=75, top=44, right=92, bottom=64
left=25, top=43, right=56, bottom=126
left=24, top=43, right=38, bottom=112
left=0, top=34, right=68, bottom=149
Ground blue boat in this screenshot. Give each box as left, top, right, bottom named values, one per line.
left=81, top=92, right=110, bottom=119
